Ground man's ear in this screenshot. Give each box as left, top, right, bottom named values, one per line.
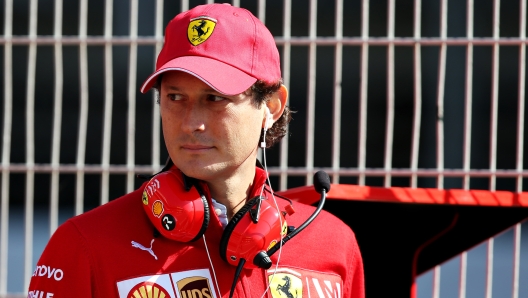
left=266, top=85, right=288, bottom=123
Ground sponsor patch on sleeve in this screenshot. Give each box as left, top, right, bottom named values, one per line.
left=266, top=267, right=343, bottom=298
left=32, top=264, right=64, bottom=281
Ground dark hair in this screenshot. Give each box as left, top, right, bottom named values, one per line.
left=153, top=75, right=292, bottom=148
left=248, top=80, right=292, bottom=148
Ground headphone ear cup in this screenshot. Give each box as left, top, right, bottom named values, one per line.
left=219, top=197, right=286, bottom=269
left=143, top=170, right=210, bottom=242
left=219, top=197, right=260, bottom=264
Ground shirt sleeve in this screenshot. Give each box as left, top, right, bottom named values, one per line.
left=27, top=220, right=95, bottom=297
left=344, top=232, right=365, bottom=298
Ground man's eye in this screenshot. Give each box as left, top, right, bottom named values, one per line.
left=168, top=94, right=183, bottom=101
left=208, top=95, right=226, bottom=102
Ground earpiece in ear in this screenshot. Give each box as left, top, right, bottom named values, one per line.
left=260, top=107, right=273, bottom=148
left=263, top=107, right=272, bottom=131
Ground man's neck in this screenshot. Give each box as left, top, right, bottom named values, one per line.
left=206, top=160, right=257, bottom=219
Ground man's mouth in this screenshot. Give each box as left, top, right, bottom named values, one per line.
left=181, top=144, right=214, bottom=151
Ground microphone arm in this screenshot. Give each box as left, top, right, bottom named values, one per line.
left=252, top=171, right=330, bottom=269
left=266, top=187, right=327, bottom=257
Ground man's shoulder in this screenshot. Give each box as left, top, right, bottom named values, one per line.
left=44, top=184, right=152, bottom=261
left=289, top=200, right=351, bottom=228
left=286, top=200, right=355, bottom=242
left=29, top=184, right=152, bottom=295
left=80, top=185, right=144, bottom=216
left=63, top=184, right=149, bottom=238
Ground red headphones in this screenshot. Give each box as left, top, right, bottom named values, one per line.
left=141, top=162, right=295, bottom=269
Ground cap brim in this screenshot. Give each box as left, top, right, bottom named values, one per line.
left=140, top=56, right=257, bottom=95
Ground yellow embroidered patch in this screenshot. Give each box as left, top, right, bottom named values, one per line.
left=187, top=17, right=217, bottom=46
left=269, top=273, right=303, bottom=298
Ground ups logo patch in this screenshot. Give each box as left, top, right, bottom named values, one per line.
left=187, top=17, right=217, bottom=46
left=177, top=276, right=214, bottom=298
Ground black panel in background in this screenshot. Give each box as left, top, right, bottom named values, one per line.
left=323, top=200, right=528, bottom=297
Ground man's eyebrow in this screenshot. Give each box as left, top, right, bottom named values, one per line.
left=164, top=85, right=219, bottom=94
left=164, top=85, right=180, bottom=91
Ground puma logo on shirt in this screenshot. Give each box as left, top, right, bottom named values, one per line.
left=131, top=239, right=158, bottom=260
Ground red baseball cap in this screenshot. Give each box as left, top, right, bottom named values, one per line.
left=140, top=3, right=281, bottom=96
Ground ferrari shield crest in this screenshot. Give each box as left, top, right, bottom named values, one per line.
left=268, top=273, right=302, bottom=298
left=188, top=17, right=217, bottom=46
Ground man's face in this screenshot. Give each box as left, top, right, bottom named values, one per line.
left=159, top=71, right=264, bottom=182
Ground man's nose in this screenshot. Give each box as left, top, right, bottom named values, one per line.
left=180, top=102, right=206, bottom=133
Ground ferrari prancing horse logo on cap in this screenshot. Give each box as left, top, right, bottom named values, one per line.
left=188, top=17, right=217, bottom=46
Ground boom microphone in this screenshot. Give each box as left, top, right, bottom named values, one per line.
left=313, top=171, right=331, bottom=193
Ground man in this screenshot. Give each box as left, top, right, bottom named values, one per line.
left=28, top=3, right=364, bottom=297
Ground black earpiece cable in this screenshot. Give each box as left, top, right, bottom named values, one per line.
left=229, top=258, right=246, bottom=298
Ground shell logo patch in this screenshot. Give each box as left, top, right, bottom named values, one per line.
left=188, top=17, right=217, bottom=46
left=127, top=281, right=170, bottom=298
left=267, top=239, right=278, bottom=251
left=269, top=273, right=303, bottom=298
left=142, top=191, right=149, bottom=205
left=152, top=200, right=164, bottom=218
